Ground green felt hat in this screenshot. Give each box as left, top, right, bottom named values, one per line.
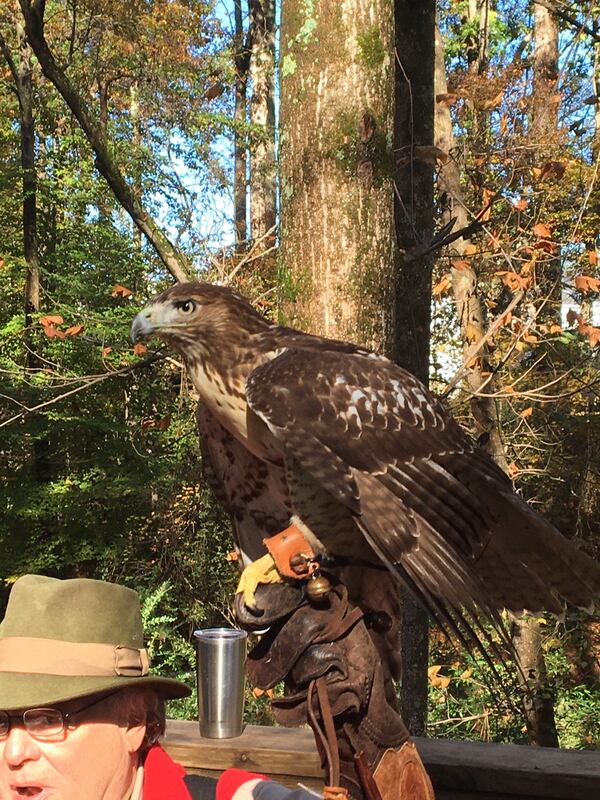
left=0, top=574, right=191, bottom=711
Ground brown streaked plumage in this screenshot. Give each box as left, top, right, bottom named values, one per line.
left=131, top=281, right=600, bottom=653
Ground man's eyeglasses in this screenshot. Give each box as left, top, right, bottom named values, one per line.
left=0, top=691, right=118, bottom=741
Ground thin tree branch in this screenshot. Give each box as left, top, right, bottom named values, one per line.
left=0, top=350, right=167, bottom=428
left=17, top=0, right=191, bottom=282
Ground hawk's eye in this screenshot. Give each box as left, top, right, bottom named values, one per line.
left=174, top=300, right=196, bottom=314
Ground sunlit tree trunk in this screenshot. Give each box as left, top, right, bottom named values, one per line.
left=434, top=25, right=508, bottom=466
left=532, top=2, right=559, bottom=145
left=393, top=0, right=436, bottom=737
left=279, top=0, right=396, bottom=352
left=249, top=0, right=276, bottom=243
left=508, top=2, right=561, bottom=748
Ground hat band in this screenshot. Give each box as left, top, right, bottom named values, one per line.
left=0, top=637, right=150, bottom=678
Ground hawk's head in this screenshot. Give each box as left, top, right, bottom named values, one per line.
left=131, top=282, right=270, bottom=356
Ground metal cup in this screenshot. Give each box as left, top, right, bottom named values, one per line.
left=194, top=627, right=247, bottom=738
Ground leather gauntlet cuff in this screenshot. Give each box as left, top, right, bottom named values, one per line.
left=237, top=580, right=418, bottom=799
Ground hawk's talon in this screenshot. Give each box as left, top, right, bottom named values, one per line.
left=235, top=552, right=285, bottom=609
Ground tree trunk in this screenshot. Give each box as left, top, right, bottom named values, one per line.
left=393, top=0, right=436, bottom=737
left=531, top=2, right=559, bottom=144
left=234, top=0, right=249, bottom=247
left=18, top=0, right=191, bottom=283
left=249, top=0, right=276, bottom=243
left=279, top=0, right=396, bottom=352
left=435, top=13, right=559, bottom=747
left=0, top=17, right=40, bottom=326
left=434, top=25, right=508, bottom=466
left=506, top=3, right=561, bottom=747
left=1, top=13, right=51, bottom=484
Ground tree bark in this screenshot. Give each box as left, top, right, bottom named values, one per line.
left=531, top=1, right=559, bottom=145
left=393, top=0, right=436, bottom=737
left=249, top=0, right=276, bottom=243
left=18, top=0, right=191, bottom=283
left=280, top=0, right=396, bottom=352
left=506, top=3, right=561, bottom=747
left=234, top=0, right=249, bottom=247
left=434, top=25, right=508, bottom=466
left=0, top=17, right=40, bottom=326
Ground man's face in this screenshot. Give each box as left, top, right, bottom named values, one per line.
left=0, top=693, right=144, bottom=800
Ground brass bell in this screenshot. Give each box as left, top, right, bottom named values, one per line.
left=306, top=573, right=332, bottom=603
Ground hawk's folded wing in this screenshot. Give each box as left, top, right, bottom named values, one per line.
left=246, top=348, right=600, bottom=636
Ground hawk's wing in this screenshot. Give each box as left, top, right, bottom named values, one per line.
left=196, top=402, right=290, bottom=565
left=246, top=348, right=600, bottom=636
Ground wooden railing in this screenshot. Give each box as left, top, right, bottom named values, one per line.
left=163, top=720, right=600, bottom=799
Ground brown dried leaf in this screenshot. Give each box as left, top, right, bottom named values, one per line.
left=65, top=324, right=85, bottom=336
left=204, top=82, right=224, bottom=100
left=111, top=284, right=133, bottom=298
left=43, top=325, right=66, bottom=339
left=451, top=259, right=471, bottom=271
left=39, top=315, right=64, bottom=327
left=513, top=197, right=528, bottom=211
left=495, top=271, right=529, bottom=292
left=102, top=346, right=113, bottom=357
left=479, top=188, right=496, bottom=221
left=433, top=273, right=452, bottom=297
left=588, top=251, right=598, bottom=267
left=521, top=407, right=533, bottom=418
left=532, top=222, right=552, bottom=239
left=133, top=342, right=148, bottom=356
left=574, top=275, right=600, bottom=294
left=587, top=328, right=600, bottom=348
left=436, top=93, right=459, bottom=106
left=538, top=161, right=566, bottom=182
left=413, top=145, right=449, bottom=165
left=566, top=309, right=581, bottom=327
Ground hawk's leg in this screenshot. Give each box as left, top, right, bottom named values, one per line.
left=235, top=523, right=322, bottom=609
left=235, top=553, right=283, bottom=609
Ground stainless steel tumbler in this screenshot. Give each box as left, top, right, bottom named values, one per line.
left=194, top=627, right=247, bottom=738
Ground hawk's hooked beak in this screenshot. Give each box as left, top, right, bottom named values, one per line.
left=131, top=308, right=155, bottom=342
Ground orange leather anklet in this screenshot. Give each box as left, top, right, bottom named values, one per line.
left=263, top=525, right=318, bottom=579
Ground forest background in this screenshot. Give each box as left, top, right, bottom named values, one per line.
left=1, top=0, right=599, bottom=749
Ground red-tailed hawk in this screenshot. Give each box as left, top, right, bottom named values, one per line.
left=131, top=282, right=600, bottom=649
